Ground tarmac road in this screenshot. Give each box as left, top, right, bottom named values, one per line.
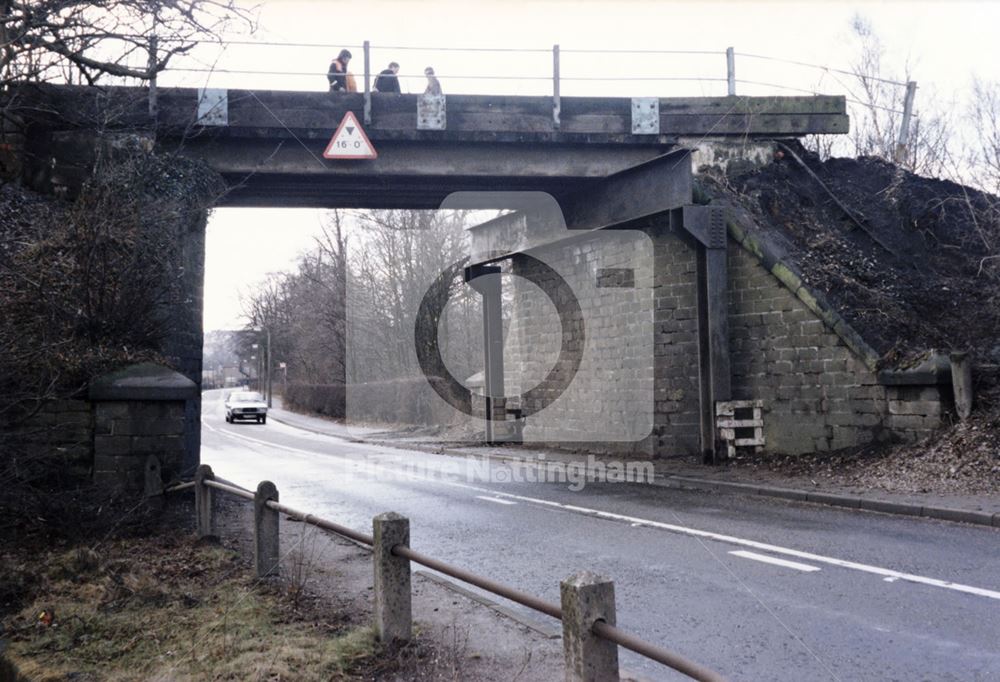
left=201, top=389, right=999, bottom=681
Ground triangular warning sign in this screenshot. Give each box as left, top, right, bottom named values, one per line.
left=323, top=111, right=377, bottom=159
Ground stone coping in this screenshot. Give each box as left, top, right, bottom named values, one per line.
left=89, top=362, right=197, bottom=401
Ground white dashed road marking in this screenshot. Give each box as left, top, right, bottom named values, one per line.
left=475, top=495, right=517, bottom=505
left=204, top=419, right=1000, bottom=602
left=730, top=550, right=821, bottom=572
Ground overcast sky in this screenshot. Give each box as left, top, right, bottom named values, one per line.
left=200, top=0, right=999, bottom=331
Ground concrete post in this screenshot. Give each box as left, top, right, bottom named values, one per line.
left=373, top=512, right=411, bottom=643
left=143, top=455, right=164, bottom=509
left=194, top=464, right=215, bottom=539
left=560, top=571, right=619, bottom=682
left=254, top=481, right=280, bottom=578
left=950, top=351, right=973, bottom=420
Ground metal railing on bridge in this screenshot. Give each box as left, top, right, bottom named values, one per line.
left=138, top=37, right=917, bottom=159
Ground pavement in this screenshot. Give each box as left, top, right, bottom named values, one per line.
left=204, top=390, right=1000, bottom=681
left=264, top=397, right=1000, bottom=528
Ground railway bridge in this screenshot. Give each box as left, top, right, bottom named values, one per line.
left=9, top=85, right=851, bottom=468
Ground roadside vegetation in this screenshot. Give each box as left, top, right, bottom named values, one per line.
left=0, top=517, right=400, bottom=680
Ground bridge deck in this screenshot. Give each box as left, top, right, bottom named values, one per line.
left=19, top=85, right=847, bottom=142
left=14, top=85, right=848, bottom=208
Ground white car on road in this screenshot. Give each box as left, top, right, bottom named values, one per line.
left=225, top=391, right=268, bottom=424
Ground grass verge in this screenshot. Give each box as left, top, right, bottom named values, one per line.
left=1, top=532, right=383, bottom=681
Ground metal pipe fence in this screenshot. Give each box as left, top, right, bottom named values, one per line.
left=159, top=463, right=729, bottom=681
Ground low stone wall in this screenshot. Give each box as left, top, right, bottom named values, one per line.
left=89, top=363, right=196, bottom=491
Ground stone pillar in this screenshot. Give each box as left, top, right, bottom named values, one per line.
left=158, top=209, right=208, bottom=477
left=254, top=481, right=280, bottom=578
left=560, top=571, right=619, bottom=682
left=373, top=512, right=412, bottom=643
left=89, top=362, right=197, bottom=492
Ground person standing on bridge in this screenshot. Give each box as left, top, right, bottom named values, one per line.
left=424, top=66, right=442, bottom=95
left=373, top=62, right=401, bottom=93
left=327, top=49, right=352, bottom=92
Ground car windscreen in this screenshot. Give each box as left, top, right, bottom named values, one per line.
left=230, top=392, right=264, bottom=402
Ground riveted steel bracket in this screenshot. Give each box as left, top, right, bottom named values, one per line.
left=196, top=88, right=228, bottom=126
left=682, top=205, right=727, bottom=248
left=417, top=94, right=446, bottom=130
left=631, top=97, right=659, bottom=135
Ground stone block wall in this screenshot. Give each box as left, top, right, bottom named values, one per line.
left=727, top=245, right=946, bottom=453
left=500, top=223, right=949, bottom=458
left=506, top=229, right=656, bottom=455
left=885, top=385, right=948, bottom=442
left=88, top=363, right=197, bottom=491
left=649, top=226, right=701, bottom=457
left=92, top=401, right=187, bottom=489
left=7, top=399, right=94, bottom=479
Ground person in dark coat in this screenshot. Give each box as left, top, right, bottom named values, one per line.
left=373, top=62, right=401, bottom=93
left=327, top=49, right=352, bottom=92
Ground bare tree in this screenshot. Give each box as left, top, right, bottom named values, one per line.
left=0, top=0, right=255, bottom=88
left=805, top=14, right=954, bottom=178
left=968, top=78, right=1000, bottom=195
left=240, top=209, right=483, bottom=396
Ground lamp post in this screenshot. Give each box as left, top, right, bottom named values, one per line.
left=279, top=361, right=287, bottom=402
left=251, top=343, right=260, bottom=392
left=253, top=326, right=272, bottom=408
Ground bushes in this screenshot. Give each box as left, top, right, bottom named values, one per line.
left=286, top=377, right=469, bottom=427
left=285, top=383, right=346, bottom=419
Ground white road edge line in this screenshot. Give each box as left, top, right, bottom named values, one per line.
left=475, top=495, right=518, bottom=506
left=729, top=550, right=821, bottom=572
left=204, top=420, right=1000, bottom=602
